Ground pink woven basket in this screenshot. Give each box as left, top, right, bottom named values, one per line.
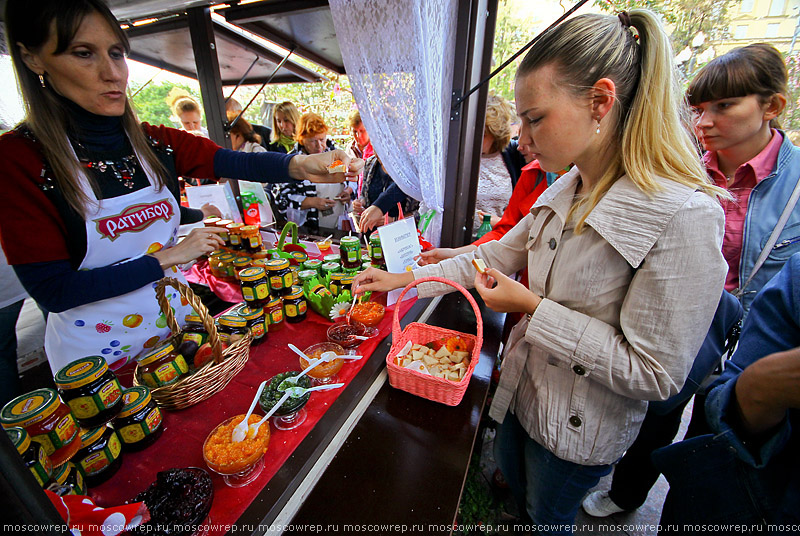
left=386, top=277, right=483, bottom=406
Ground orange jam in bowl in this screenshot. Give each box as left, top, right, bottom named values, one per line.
left=202, top=414, right=270, bottom=476
left=300, top=342, right=345, bottom=380
left=349, top=301, right=385, bottom=328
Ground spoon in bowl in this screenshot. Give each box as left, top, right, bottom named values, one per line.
left=248, top=391, right=291, bottom=439
left=319, top=351, right=362, bottom=361
left=283, top=344, right=325, bottom=385
left=281, top=382, right=345, bottom=398
left=231, top=380, right=268, bottom=443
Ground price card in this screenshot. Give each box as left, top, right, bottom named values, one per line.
left=378, top=217, right=421, bottom=305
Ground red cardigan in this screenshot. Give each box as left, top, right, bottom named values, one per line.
left=0, top=124, right=220, bottom=265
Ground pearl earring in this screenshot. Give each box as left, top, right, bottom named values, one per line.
left=595, top=119, right=601, bottom=135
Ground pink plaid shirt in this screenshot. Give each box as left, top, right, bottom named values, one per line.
left=704, top=129, right=784, bottom=292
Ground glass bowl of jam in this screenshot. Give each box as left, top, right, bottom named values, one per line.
left=300, top=342, right=346, bottom=385
left=259, top=371, right=312, bottom=431
left=349, top=301, right=385, bottom=329
left=327, top=319, right=367, bottom=350
left=202, top=414, right=270, bottom=488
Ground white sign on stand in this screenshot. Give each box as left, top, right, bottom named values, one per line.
left=377, top=217, right=422, bottom=306
left=185, top=182, right=242, bottom=223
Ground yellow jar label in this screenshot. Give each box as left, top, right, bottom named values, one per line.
left=248, top=236, right=260, bottom=248
left=230, top=235, right=241, bottom=245
left=282, top=274, right=293, bottom=287
left=33, top=434, right=55, bottom=455
left=269, top=275, right=285, bottom=289
left=183, top=333, right=204, bottom=346
left=39, top=445, right=53, bottom=476
left=73, top=470, right=85, bottom=494
left=68, top=396, right=100, bottom=419
left=330, top=283, right=339, bottom=296
left=242, top=287, right=255, bottom=301
left=145, top=408, right=162, bottom=432
left=108, top=432, right=121, bottom=459
left=255, top=283, right=269, bottom=299
left=55, top=414, right=78, bottom=446
left=285, top=304, right=297, bottom=317
left=81, top=451, right=110, bottom=476
left=299, top=301, right=307, bottom=314
left=98, top=380, right=122, bottom=408
left=119, top=423, right=145, bottom=444
left=251, top=322, right=265, bottom=338
left=269, top=310, right=283, bottom=324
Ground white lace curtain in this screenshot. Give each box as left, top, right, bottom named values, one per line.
left=329, top=0, right=458, bottom=246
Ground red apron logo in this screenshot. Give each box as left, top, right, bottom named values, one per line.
left=95, top=199, right=174, bottom=241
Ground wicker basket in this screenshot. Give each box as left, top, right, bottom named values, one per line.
left=386, top=277, right=483, bottom=406
left=132, top=277, right=252, bottom=410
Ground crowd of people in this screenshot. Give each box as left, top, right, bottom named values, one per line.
left=1, top=1, right=799, bottom=534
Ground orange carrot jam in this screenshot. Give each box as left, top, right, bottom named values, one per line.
left=203, top=414, right=270, bottom=474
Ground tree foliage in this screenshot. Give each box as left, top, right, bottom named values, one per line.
left=128, top=81, right=202, bottom=129
left=784, top=51, right=800, bottom=132
left=488, top=0, right=539, bottom=103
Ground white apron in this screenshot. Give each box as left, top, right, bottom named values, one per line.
left=45, top=152, right=193, bottom=374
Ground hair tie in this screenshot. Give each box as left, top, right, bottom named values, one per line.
left=618, top=11, right=632, bottom=28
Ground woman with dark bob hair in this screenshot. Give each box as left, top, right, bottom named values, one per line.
left=0, top=0, right=361, bottom=374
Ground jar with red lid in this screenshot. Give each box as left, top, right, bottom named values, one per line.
left=1, top=388, right=81, bottom=467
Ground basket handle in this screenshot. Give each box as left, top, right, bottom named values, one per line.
left=155, top=277, right=224, bottom=364
left=391, top=276, right=483, bottom=351
left=277, top=221, right=299, bottom=250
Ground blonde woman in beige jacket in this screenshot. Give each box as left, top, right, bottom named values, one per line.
left=354, top=10, right=728, bottom=534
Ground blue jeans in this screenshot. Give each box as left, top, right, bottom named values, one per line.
left=0, top=300, right=24, bottom=407
left=495, top=411, right=612, bottom=535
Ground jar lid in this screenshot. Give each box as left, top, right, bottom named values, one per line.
left=298, top=269, right=317, bottom=281
left=209, top=250, right=225, bottom=258
left=266, top=296, right=282, bottom=307
left=330, top=272, right=346, bottom=281
left=369, top=234, right=382, bottom=244
left=54, top=356, right=109, bottom=390
left=185, top=313, right=203, bottom=324
left=218, top=314, right=247, bottom=328
left=233, top=256, right=252, bottom=267
left=265, top=259, right=290, bottom=270
left=203, top=216, right=221, bottom=225
left=285, top=286, right=304, bottom=300
left=138, top=342, right=175, bottom=366
left=321, top=262, right=340, bottom=272
left=341, top=275, right=355, bottom=283
left=323, top=254, right=341, bottom=263
left=240, top=306, right=264, bottom=320
left=5, top=426, right=30, bottom=455
left=52, top=461, right=75, bottom=484
left=340, top=236, right=359, bottom=246
left=252, top=259, right=269, bottom=268
left=240, top=225, right=260, bottom=237
left=226, top=222, right=245, bottom=231
left=116, top=387, right=152, bottom=419
left=1, top=388, right=60, bottom=428
left=303, top=259, right=322, bottom=268
left=79, top=426, right=106, bottom=448
left=290, top=251, right=308, bottom=262
left=239, top=267, right=266, bottom=281
left=216, top=219, right=233, bottom=227
left=217, top=253, right=236, bottom=261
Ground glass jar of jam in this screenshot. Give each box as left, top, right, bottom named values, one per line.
left=74, top=425, right=123, bottom=487
left=329, top=272, right=346, bottom=297
left=340, top=275, right=355, bottom=296
left=239, top=267, right=269, bottom=308
left=240, top=306, right=267, bottom=343
left=1, top=389, right=81, bottom=467
left=50, top=461, right=85, bottom=495
left=138, top=342, right=189, bottom=389
left=339, top=236, right=362, bottom=269
left=323, top=253, right=341, bottom=265
left=54, top=356, right=123, bottom=429
left=309, top=283, right=333, bottom=301
left=217, top=253, right=237, bottom=281
left=266, top=258, right=293, bottom=297
left=6, top=426, right=53, bottom=487
left=240, top=225, right=263, bottom=254
left=113, top=387, right=163, bottom=452
left=283, top=286, right=307, bottom=323
left=214, top=219, right=233, bottom=248
left=298, top=269, right=317, bottom=285
left=265, top=296, right=284, bottom=332
left=369, top=233, right=385, bottom=267
left=226, top=222, right=245, bottom=251
left=233, top=256, right=252, bottom=280
left=322, top=262, right=341, bottom=278
left=289, top=250, right=308, bottom=266
left=182, top=313, right=208, bottom=347
left=208, top=251, right=226, bottom=278
left=217, top=315, right=249, bottom=344
left=303, top=259, right=322, bottom=273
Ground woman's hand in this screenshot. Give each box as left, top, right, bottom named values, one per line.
left=149, top=227, right=225, bottom=270
left=353, top=267, right=414, bottom=295
left=200, top=203, right=222, bottom=218
left=477, top=210, right=501, bottom=227
left=416, top=245, right=477, bottom=266
left=359, top=205, right=384, bottom=232
left=301, top=196, right=337, bottom=211
left=734, top=346, right=800, bottom=435
left=352, top=198, right=366, bottom=215
left=474, top=268, right=541, bottom=314
left=336, top=187, right=354, bottom=204
left=289, top=150, right=364, bottom=184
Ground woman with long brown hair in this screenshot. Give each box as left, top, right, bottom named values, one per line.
left=0, top=0, right=360, bottom=374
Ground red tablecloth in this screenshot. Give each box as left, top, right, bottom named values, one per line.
left=90, top=297, right=414, bottom=535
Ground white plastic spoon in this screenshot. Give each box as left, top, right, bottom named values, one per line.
left=248, top=390, right=291, bottom=438
left=281, top=382, right=345, bottom=398
left=284, top=344, right=325, bottom=385
left=231, top=380, right=267, bottom=443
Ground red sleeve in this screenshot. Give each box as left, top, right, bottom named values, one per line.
left=142, top=123, right=221, bottom=179
left=0, top=131, right=70, bottom=264
left=473, top=161, right=548, bottom=246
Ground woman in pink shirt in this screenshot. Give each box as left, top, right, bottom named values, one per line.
left=583, top=42, right=800, bottom=519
